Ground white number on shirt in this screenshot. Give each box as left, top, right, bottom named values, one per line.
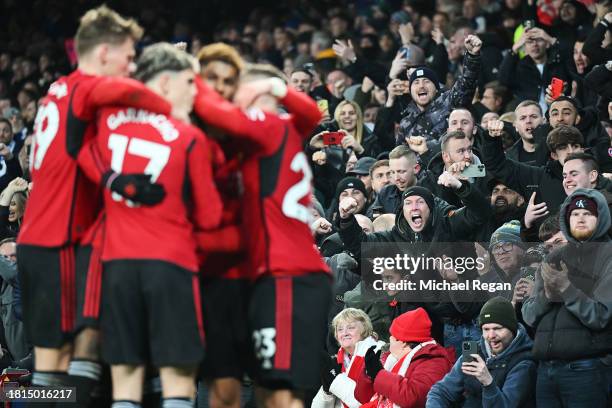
left=108, top=133, right=171, bottom=202
left=252, top=328, right=276, bottom=370
left=281, top=152, right=313, bottom=224
left=32, top=101, right=60, bottom=170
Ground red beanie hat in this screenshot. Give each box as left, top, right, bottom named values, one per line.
left=389, top=308, right=433, bottom=343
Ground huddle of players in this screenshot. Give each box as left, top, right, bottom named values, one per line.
left=17, top=5, right=331, bottom=408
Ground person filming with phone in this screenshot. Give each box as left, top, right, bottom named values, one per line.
left=418, top=130, right=489, bottom=208
left=426, top=297, right=536, bottom=408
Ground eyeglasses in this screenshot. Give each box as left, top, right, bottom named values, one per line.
left=491, top=242, right=514, bottom=255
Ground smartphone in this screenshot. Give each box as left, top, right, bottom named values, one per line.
left=399, top=46, right=412, bottom=61
left=460, top=164, right=486, bottom=178
left=462, top=341, right=480, bottom=363
left=323, top=132, right=345, bottom=146
left=523, top=20, right=535, bottom=30
left=551, top=77, right=564, bottom=100
left=317, top=99, right=329, bottom=115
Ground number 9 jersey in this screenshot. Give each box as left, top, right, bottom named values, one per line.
left=87, top=106, right=222, bottom=272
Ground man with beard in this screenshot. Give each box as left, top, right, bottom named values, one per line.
left=427, top=297, right=536, bottom=407
left=522, top=189, right=612, bottom=407
left=537, top=96, right=612, bottom=172
left=418, top=130, right=489, bottom=208
left=367, top=146, right=419, bottom=217
left=476, top=180, right=525, bottom=241
left=522, top=152, right=612, bottom=241
left=396, top=35, right=482, bottom=144
left=483, top=124, right=585, bottom=217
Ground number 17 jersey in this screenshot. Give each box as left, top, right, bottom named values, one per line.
left=89, top=106, right=222, bottom=272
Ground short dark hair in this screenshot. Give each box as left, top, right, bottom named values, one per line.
left=0, top=237, right=16, bottom=246
left=538, top=214, right=560, bottom=242
left=440, top=130, right=467, bottom=152
left=369, top=159, right=389, bottom=177
left=546, top=125, right=584, bottom=153
left=291, top=68, right=313, bottom=78
left=564, top=152, right=599, bottom=173
left=0, top=118, right=12, bottom=134
left=484, top=81, right=508, bottom=102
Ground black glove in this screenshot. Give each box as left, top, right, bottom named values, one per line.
left=320, top=351, right=342, bottom=393
left=364, top=346, right=383, bottom=380
left=103, top=171, right=166, bottom=206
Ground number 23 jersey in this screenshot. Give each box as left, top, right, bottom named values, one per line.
left=239, top=109, right=329, bottom=279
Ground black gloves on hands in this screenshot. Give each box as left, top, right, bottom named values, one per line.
left=364, top=346, right=383, bottom=381
left=320, top=351, right=342, bottom=393
left=103, top=171, right=166, bottom=206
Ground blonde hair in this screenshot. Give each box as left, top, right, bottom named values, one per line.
left=332, top=308, right=373, bottom=341
left=197, top=42, right=245, bottom=73
left=75, top=5, right=143, bottom=58
left=334, top=100, right=364, bottom=145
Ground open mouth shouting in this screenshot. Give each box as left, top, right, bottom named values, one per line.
left=409, top=212, right=424, bottom=231
left=494, top=197, right=508, bottom=207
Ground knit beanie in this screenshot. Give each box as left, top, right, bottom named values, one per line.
left=336, top=177, right=367, bottom=201
left=409, top=66, right=440, bottom=91
left=479, top=296, right=518, bottom=335
left=402, top=186, right=435, bottom=212
left=489, top=220, right=522, bottom=250
left=565, top=195, right=598, bottom=225
left=389, top=308, right=433, bottom=343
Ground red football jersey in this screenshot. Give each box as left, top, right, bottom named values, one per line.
left=92, top=106, right=222, bottom=272
left=19, top=70, right=171, bottom=247
left=194, top=80, right=329, bottom=279
left=195, top=138, right=247, bottom=279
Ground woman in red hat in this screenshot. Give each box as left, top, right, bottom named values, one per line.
left=355, top=308, right=454, bottom=408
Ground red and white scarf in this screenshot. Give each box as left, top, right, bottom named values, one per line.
left=331, top=337, right=385, bottom=408
left=362, top=340, right=436, bottom=408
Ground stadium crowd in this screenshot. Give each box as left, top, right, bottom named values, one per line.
left=0, top=0, right=612, bottom=407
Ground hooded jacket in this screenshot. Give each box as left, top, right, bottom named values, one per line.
left=521, top=188, right=612, bottom=360
left=397, top=52, right=481, bottom=145
left=426, top=324, right=536, bottom=408
left=338, top=182, right=490, bottom=261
